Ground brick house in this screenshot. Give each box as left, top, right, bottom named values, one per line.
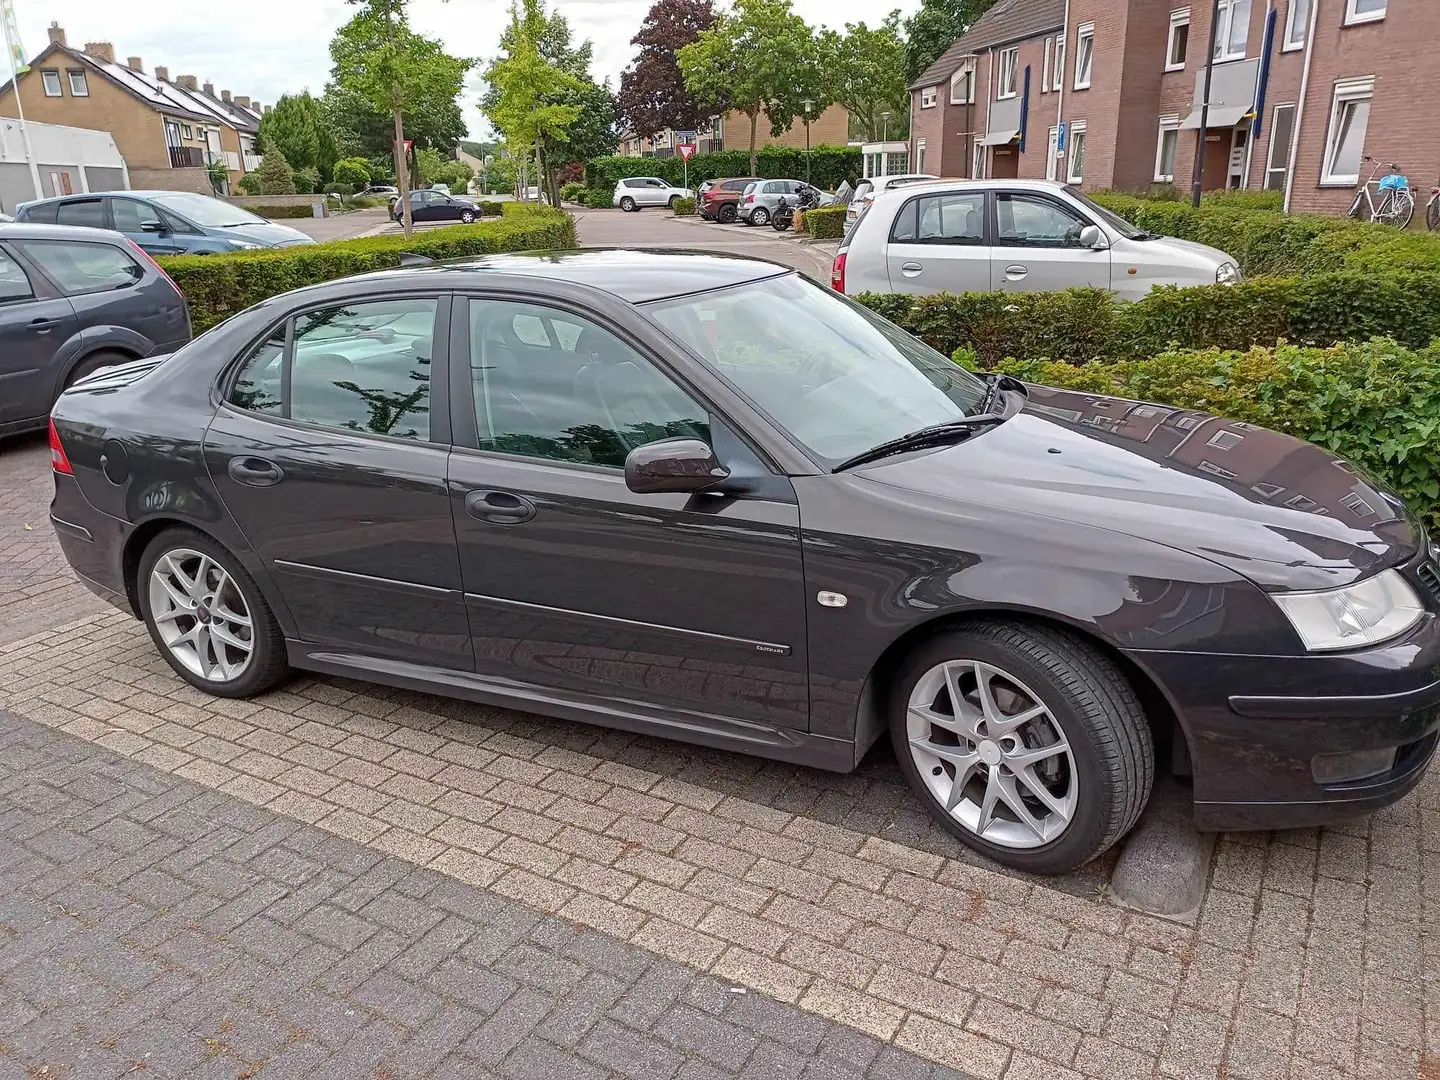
left=908, top=0, right=1424, bottom=215
left=0, top=24, right=266, bottom=195
left=618, top=105, right=850, bottom=158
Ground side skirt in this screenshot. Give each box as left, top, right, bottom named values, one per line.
left=286, top=641, right=857, bottom=773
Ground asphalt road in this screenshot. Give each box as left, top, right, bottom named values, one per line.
left=574, top=208, right=838, bottom=280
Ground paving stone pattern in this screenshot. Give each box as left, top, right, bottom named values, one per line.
left=0, top=711, right=982, bottom=1079
left=2, top=611, right=1436, bottom=1079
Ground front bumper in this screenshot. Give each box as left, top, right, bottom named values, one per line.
left=1131, top=615, right=1440, bottom=831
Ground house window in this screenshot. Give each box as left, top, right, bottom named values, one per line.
left=1074, top=24, right=1095, bottom=89
left=1067, top=124, right=1087, bottom=183
left=1214, top=0, right=1251, bottom=61
left=1322, top=78, right=1373, bottom=185
left=1207, top=429, right=1244, bottom=450
left=1252, top=482, right=1285, bottom=498
left=1344, top=0, right=1385, bottom=24
left=973, top=141, right=985, bottom=180
left=921, top=86, right=937, bottom=109
left=950, top=62, right=975, bottom=104
left=1285, top=0, right=1311, bottom=48
left=181, top=124, right=193, bottom=140
left=1052, top=35, right=1065, bottom=92
left=998, top=47, right=1020, bottom=99
left=67, top=70, right=88, bottom=96
left=915, top=139, right=926, bottom=174
left=1043, top=38, right=1052, bottom=92
left=1155, top=119, right=1180, bottom=181
left=1341, top=491, right=1376, bottom=516
left=1284, top=493, right=1317, bottom=511
left=40, top=70, right=62, bottom=96
left=1197, top=461, right=1237, bottom=479
left=1265, top=103, right=1296, bottom=190
left=1167, top=9, right=1190, bottom=70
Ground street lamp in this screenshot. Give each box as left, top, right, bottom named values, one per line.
left=881, top=110, right=892, bottom=144
left=801, top=99, right=813, bottom=185
left=709, top=113, right=721, bottom=154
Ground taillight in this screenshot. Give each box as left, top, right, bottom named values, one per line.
left=49, top=419, right=73, bottom=474
left=831, top=252, right=846, bottom=292
left=126, top=238, right=179, bottom=293
left=745, top=194, right=755, bottom=203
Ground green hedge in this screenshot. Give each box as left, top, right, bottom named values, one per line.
left=853, top=272, right=1440, bottom=368
left=992, top=339, right=1440, bottom=527
left=585, top=146, right=861, bottom=193
left=249, top=204, right=318, bottom=220
left=802, top=206, right=846, bottom=239
left=162, top=208, right=576, bottom=332
left=672, top=197, right=696, bottom=216
left=573, top=188, right=613, bottom=208
left=479, top=200, right=503, bottom=216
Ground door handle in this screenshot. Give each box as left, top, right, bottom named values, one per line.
left=227, top=456, right=284, bottom=487
left=900, top=262, right=923, bottom=276
left=29, top=317, right=59, bottom=333
left=1004, top=264, right=1029, bottom=280
left=465, top=489, right=536, bottom=525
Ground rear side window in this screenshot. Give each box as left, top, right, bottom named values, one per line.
left=891, top=193, right=986, bottom=245
left=20, top=202, right=58, bottom=224
left=54, top=199, right=106, bottom=228
left=16, top=241, right=141, bottom=294
left=0, top=249, right=34, bottom=302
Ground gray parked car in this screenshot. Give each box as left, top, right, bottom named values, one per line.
left=737, top=179, right=834, bottom=226
left=0, top=222, right=190, bottom=436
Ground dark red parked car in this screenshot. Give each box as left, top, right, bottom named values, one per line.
left=699, top=177, right=762, bottom=223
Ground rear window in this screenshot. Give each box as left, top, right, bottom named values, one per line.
left=19, top=202, right=58, bottom=224
left=16, top=240, right=141, bottom=295
left=54, top=199, right=106, bottom=229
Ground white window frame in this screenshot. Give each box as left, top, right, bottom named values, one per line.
left=1052, top=35, right=1065, bottom=94
left=1166, top=9, right=1190, bottom=71
left=998, top=47, right=1020, bottom=99
left=1321, top=77, right=1374, bottom=186
left=1067, top=123, right=1087, bottom=184
left=1074, top=24, right=1095, bottom=90
left=1214, top=0, right=1251, bottom=62
left=950, top=62, right=976, bottom=104
left=1155, top=117, right=1181, bottom=182
left=915, top=139, right=926, bottom=174
left=1042, top=38, right=1052, bottom=92
left=1284, top=0, right=1310, bottom=49
left=1344, top=0, right=1385, bottom=26
left=67, top=70, right=88, bottom=96
left=40, top=70, right=62, bottom=96
left=1265, top=102, right=1296, bottom=189
left=973, top=140, right=985, bottom=180
left=921, top=86, right=938, bottom=109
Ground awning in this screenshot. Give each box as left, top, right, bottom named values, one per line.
left=980, top=129, right=1019, bottom=146
left=1179, top=104, right=1252, bottom=131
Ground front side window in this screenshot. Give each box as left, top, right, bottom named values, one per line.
left=1345, top=0, right=1385, bottom=24
left=1167, top=10, right=1190, bottom=69
left=150, top=192, right=264, bottom=227
left=16, top=241, right=141, bottom=295
left=40, top=70, right=61, bottom=96
left=998, top=47, right=1019, bottom=98
left=1215, top=0, right=1251, bottom=60
left=67, top=70, right=88, bottom=96
left=1074, top=25, right=1095, bottom=89
left=110, top=198, right=160, bottom=233
left=1322, top=80, right=1372, bottom=184
left=0, top=249, right=34, bottom=303
left=891, top=192, right=986, bottom=245
left=1285, top=0, right=1311, bottom=46
left=1067, top=126, right=1088, bottom=183
left=54, top=199, right=105, bottom=228
left=1156, top=121, right=1180, bottom=181
left=996, top=193, right=1089, bottom=248
left=646, top=274, right=986, bottom=464
left=228, top=298, right=437, bottom=441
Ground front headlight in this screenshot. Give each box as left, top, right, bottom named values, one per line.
left=1216, top=261, right=1242, bottom=284
left=228, top=240, right=263, bottom=250
left=1271, top=569, right=1424, bottom=651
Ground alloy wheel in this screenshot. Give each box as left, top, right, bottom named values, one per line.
left=906, top=658, right=1077, bottom=849
left=147, top=547, right=254, bottom=683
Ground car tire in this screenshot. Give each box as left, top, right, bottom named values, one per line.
left=62, top=349, right=131, bottom=394
left=750, top=207, right=770, bottom=226
left=718, top=203, right=738, bottom=224
left=620, top=196, right=637, bottom=212
left=137, top=527, right=288, bottom=699
left=668, top=195, right=681, bottom=209
left=460, top=210, right=476, bottom=224
left=889, top=621, right=1154, bottom=874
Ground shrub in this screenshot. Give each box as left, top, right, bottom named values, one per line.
left=559, top=181, right=585, bottom=202
left=585, top=145, right=862, bottom=193
left=332, top=157, right=371, bottom=192
left=255, top=152, right=297, bottom=195
left=803, top=206, right=847, bottom=239
left=248, top=205, right=317, bottom=219
left=293, top=166, right=321, bottom=195
left=671, top=197, right=696, bottom=216
left=480, top=200, right=503, bottom=216
left=571, top=188, right=613, bottom=208
left=994, top=339, right=1440, bottom=528
left=237, top=173, right=262, bottom=196
left=161, top=208, right=576, bottom=332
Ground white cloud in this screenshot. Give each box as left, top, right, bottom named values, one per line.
left=15, top=0, right=920, bottom=138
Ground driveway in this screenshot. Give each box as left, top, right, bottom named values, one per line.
left=285, top=208, right=390, bottom=243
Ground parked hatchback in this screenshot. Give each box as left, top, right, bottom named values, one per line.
left=845, top=173, right=938, bottom=229
left=613, top=177, right=692, bottom=212
left=699, top=177, right=762, bottom=223
left=836, top=179, right=1241, bottom=301
left=0, top=222, right=189, bottom=436
left=737, top=179, right=834, bottom=226
left=16, top=191, right=317, bottom=255
left=392, top=189, right=480, bottom=224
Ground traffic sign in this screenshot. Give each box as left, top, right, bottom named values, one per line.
left=678, top=144, right=696, bottom=161
left=1057, top=123, right=1067, bottom=152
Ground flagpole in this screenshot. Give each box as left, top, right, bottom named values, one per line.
left=0, top=0, right=41, bottom=201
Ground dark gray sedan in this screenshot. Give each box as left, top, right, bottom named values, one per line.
left=1, top=222, right=190, bottom=437
left=47, top=250, right=1440, bottom=872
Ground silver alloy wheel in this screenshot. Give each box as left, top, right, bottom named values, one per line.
left=148, top=547, right=254, bottom=683
left=907, top=659, right=1078, bottom=849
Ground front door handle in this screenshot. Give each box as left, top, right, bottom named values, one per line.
left=1005, top=264, right=1029, bottom=280
left=465, top=489, right=536, bottom=525
left=900, top=262, right=923, bottom=277
left=227, top=456, right=284, bottom=487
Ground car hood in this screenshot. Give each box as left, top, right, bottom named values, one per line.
left=855, top=385, right=1418, bottom=592
left=224, top=222, right=316, bottom=247
left=1138, top=234, right=1233, bottom=267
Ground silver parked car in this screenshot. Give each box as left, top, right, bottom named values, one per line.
left=835, top=179, right=1241, bottom=302
left=844, top=173, right=938, bottom=230
left=612, top=176, right=693, bottom=212
left=736, top=179, right=834, bottom=226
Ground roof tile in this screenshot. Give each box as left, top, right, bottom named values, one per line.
left=909, top=0, right=1067, bottom=90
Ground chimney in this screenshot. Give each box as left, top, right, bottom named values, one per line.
left=126, top=57, right=143, bottom=72
left=153, top=65, right=169, bottom=81
left=263, top=105, right=272, bottom=115
left=251, top=101, right=261, bottom=113
left=220, top=89, right=231, bottom=103
left=176, top=75, right=198, bottom=91
left=234, top=95, right=250, bottom=109
left=202, top=81, right=214, bottom=97
left=47, top=22, right=65, bottom=47
left=83, top=42, right=115, bottom=63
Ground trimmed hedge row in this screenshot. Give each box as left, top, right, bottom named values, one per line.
left=853, top=272, right=1440, bottom=368
left=672, top=197, right=697, bottom=216
left=251, top=205, right=318, bottom=220
left=991, top=339, right=1440, bottom=527
left=802, top=206, right=846, bottom=239
left=162, top=207, right=576, bottom=332
left=585, top=146, right=862, bottom=193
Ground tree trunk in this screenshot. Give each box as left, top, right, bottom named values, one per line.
left=393, top=107, right=412, bottom=238
left=749, top=110, right=759, bottom=176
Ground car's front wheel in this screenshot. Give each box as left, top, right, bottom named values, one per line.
left=460, top=209, right=476, bottom=224
left=138, top=528, right=288, bottom=699
left=718, top=203, right=737, bottom=224
left=619, top=196, right=637, bottom=212
left=890, top=621, right=1153, bottom=874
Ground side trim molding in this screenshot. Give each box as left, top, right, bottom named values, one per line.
left=273, top=559, right=458, bottom=598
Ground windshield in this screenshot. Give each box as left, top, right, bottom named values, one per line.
left=151, top=193, right=267, bottom=228
left=1063, top=187, right=1147, bottom=239
left=645, top=274, right=988, bottom=464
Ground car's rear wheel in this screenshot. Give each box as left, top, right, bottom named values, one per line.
left=668, top=194, right=681, bottom=209
left=749, top=207, right=770, bottom=226
left=718, top=203, right=738, bottom=224
left=460, top=209, right=476, bottom=224
left=890, top=621, right=1153, bottom=874
left=63, top=349, right=130, bottom=393
left=138, top=528, right=288, bottom=699
left=620, top=196, right=637, bottom=212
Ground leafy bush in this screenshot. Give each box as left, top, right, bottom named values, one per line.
left=248, top=205, right=317, bottom=219
left=672, top=197, right=696, bottom=216
left=585, top=145, right=862, bottom=193
left=480, top=200, right=503, bottom=216
left=994, top=339, right=1440, bottom=528
left=255, top=152, right=297, bottom=196
left=332, top=157, right=371, bottom=192
left=572, top=188, right=613, bottom=208
left=559, top=181, right=585, bottom=202
left=161, top=208, right=576, bottom=332
left=237, top=173, right=262, bottom=196
left=803, top=206, right=847, bottom=239
left=293, top=166, right=321, bottom=195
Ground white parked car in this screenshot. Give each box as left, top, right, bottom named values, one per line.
left=834, top=178, right=1241, bottom=302
left=845, top=173, right=937, bottom=229
left=613, top=176, right=693, bottom=212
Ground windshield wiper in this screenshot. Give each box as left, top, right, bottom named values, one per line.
left=833, top=415, right=1005, bottom=472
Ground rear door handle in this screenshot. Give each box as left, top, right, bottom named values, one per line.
left=1005, top=264, right=1029, bottom=280
left=900, top=262, right=923, bottom=276
left=465, top=489, right=536, bottom=525
left=29, top=317, right=59, bottom=333
left=227, top=456, right=284, bottom=487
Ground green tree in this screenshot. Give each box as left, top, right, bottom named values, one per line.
left=238, top=172, right=262, bottom=195
left=677, top=0, right=825, bottom=174
left=332, top=156, right=371, bottom=191
left=259, top=93, right=322, bottom=173
left=255, top=151, right=297, bottom=195
left=294, top=165, right=322, bottom=194
left=904, top=0, right=998, bottom=85
left=819, top=14, right=908, bottom=142
left=330, top=0, right=472, bottom=234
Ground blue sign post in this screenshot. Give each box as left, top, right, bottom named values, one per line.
left=1057, top=123, right=1067, bottom=152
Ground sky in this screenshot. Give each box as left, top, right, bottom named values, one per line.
left=12, top=0, right=922, bottom=139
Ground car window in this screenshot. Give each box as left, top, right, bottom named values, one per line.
left=852, top=181, right=874, bottom=202
left=467, top=298, right=709, bottom=469
left=891, top=193, right=986, bottom=245
left=996, top=193, right=1089, bottom=247
left=110, top=198, right=158, bottom=233
left=0, top=249, right=34, bottom=303
left=16, top=240, right=141, bottom=294
left=21, top=202, right=58, bottom=224
left=647, top=179, right=667, bottom=188
left=54, top=199, right=105, bottom=228
left=228, top=298, right=437, bottom=440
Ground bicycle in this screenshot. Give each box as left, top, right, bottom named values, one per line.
left=1426, top=185, right=1440, bottom=231
left=1348, top=157, right=1415, bottom=228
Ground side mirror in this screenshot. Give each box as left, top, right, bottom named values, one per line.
left=140, top=220, right=165, bottom=233
left=1079, top=224, right=1107, bottom=249
left=624, top=438, right=730, bottom=495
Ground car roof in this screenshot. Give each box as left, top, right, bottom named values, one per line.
left=874, top=177, right=1073, bottom=200
left=0, top=222, right=127, bottom=243
left=19, top=190, right=218, bottom=206
left=353, top=249, right=793, bottom=305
